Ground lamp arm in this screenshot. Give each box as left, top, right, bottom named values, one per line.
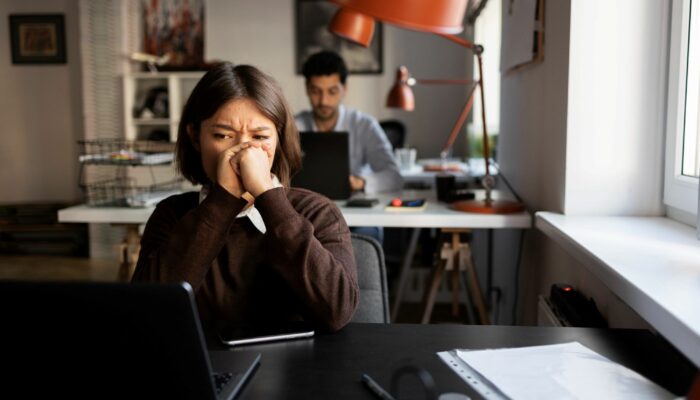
left=475, top=52, right=491, bottom=179
left=415, top=79, right=476, bottom=85
left=437, top=33, right=477, bottom=51
left=439, top=82, right=478, bottom=158
left=433, top=35, right=492, bottom=186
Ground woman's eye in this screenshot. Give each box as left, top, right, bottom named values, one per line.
left=213, top=133, right=230, bottom=140
left=254, top=135, right=268, bottom=141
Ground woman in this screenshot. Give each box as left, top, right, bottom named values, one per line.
left=132, top=63, right=359, bottom=332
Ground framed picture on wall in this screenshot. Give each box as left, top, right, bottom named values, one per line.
left=295, top=0, right=382, bottom=74
left=142, top=0, right=205, bottom=70
left=9, top=14, right=66, bottom=64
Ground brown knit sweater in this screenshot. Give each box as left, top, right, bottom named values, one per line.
left=131, top=183, right=359, bottom=332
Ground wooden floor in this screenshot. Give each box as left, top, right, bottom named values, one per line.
left=0, top=254, right=121, bottom=282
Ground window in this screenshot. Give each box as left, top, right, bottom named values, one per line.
left=682, top=0, right=700, bottom=179
left=470, top=0, right=501, bottom=158
left=665, top=0, right=700, bottom=217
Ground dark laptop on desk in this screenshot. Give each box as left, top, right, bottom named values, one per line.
left=0, top=281, right=260, bottom=400
left=292, top=131, right=352, bottom=200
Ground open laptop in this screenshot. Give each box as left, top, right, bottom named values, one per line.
left=0, top=280, right=260, bottom=400
left=292, top=131, right=352, bottom=200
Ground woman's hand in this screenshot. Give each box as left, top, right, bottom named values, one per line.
left=216, top=142, right=251, bottom=198
left=231, top=142, right=275, bottom=197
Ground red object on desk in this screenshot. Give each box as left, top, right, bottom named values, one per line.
left=422, top=164, right=463, bottom=172
left=391, top=198, right=403, bottom=207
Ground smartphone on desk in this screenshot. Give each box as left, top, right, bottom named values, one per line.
left=218, top=322, right=315, bottom=347
left=345, top=198, right=379, bottom=207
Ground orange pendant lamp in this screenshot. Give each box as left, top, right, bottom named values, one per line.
left=328, top=0, right=468, bottom=46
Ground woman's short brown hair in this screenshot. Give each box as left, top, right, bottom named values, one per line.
left=176, top=63, right=302, bottom=186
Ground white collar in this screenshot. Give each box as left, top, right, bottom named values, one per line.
left=199, top=175, right=283, bottom=234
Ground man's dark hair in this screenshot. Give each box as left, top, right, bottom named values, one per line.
left=301, top=50, right=348, bottom=84
left=176, top=62, right=302, bottom=186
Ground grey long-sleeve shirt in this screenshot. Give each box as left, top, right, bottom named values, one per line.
left=295, top=105, right=403, bottom=194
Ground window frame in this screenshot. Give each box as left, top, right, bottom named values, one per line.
left=665, top=0, right=699, bottom=217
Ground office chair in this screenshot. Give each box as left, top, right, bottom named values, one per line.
left=379, top=119, right=406, bottom=150
left=350, top=234, right=390, bottom=323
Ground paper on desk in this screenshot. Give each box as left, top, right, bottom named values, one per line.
left=454, top=342, right=674, bottom=400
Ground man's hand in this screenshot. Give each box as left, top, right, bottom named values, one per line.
left=349, top=175, right=365, bottom=192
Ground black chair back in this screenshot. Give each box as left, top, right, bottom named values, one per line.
left=350, top=234, right=390, bottom=323
left=379, top=119, right=406, bottom=150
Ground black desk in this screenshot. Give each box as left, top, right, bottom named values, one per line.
left=209, top=323, right=697, bottom=399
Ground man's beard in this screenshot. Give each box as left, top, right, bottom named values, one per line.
left=313, top=106, right=336, bottom=122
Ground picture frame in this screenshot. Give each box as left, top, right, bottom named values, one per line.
left=295, top=0, right=383, bottom=74
left=9, top=14, right=66, bottom=64
left=141, top=0, right=206, bottom=71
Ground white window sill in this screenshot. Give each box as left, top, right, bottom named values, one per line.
left=535, top=212, right=700, bottom=367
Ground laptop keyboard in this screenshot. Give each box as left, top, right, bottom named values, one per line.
left=213, top=372, right=234, bottom=394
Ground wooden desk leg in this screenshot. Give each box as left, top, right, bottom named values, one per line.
left=114, top=224, right=141, bottom=282
left=391, top=228, right=422, bottom=322
left=421, top=257, right=447, bottom=324
left=463, top=244, right=490, bottom=325
left=458, top=270, right=477, bottom=323
left=451, top=233, right=461, bottom=317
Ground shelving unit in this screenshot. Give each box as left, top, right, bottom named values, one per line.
left=111, top=71, right=204, bottom=205
left=123, top=71, right=204, bottom=142
left=77, top=139, right=183, bottom=208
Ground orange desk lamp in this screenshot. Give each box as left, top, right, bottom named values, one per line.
left=328, top=0, right=524, bottom=214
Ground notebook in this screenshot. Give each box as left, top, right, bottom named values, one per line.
left=0, top=280, right=260, bottom=400
left=292, top=131, right=352, bottom=200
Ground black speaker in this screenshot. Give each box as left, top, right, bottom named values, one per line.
left=550, top=284, right=607, bottom=328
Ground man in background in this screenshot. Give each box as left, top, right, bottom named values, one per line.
left=295, top=50, right=403, bottom=195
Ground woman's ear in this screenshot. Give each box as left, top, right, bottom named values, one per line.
left=186, top=124, right=200, bottom=152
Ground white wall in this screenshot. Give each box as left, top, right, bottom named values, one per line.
left=0, top=0, right=82, bottom=204
left=205, top=0, right=469, bottom=158
left=565, top=0, right=667, bottom=216
left=500, top=0, right=667, bottom=328
left=494, top=0, right=571, bottom=325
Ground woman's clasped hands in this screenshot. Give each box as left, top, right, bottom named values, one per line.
left=216, top=141, right=275, bottom=201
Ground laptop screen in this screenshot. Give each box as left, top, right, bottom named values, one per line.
left=0, top=281, right=259, bottom=400
left=292, top=131, right=351, bottom=200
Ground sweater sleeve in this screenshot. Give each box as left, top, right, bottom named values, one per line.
left=131, top=184, right=248, bottom=289
left=254, top=188, right=359, bottom=332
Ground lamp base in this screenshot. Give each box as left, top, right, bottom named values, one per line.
left=451, top=199, right=525, bottom=214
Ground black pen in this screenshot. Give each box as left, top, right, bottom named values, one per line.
left=361, top=373, right=397, bottom=400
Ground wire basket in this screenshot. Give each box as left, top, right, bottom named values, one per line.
left=82, top=177, right=184, bottom=207
left=78, top=139, right=175, bottom=166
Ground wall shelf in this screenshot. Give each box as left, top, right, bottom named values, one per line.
left=123, top=71, right=204, bottom=142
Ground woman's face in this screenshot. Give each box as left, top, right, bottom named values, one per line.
left=194, top=98, right=279, bottom=182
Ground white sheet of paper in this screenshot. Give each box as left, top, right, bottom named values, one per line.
left=455, top=342, right=674, bottom=400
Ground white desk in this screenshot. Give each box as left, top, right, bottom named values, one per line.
left=59, top=189, right=531, bottom=321
left=58, top=189, right=529, bottom=228
left=337, top=189, right=529, bottom=228
left=399, top=158, right=485, bottom=187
